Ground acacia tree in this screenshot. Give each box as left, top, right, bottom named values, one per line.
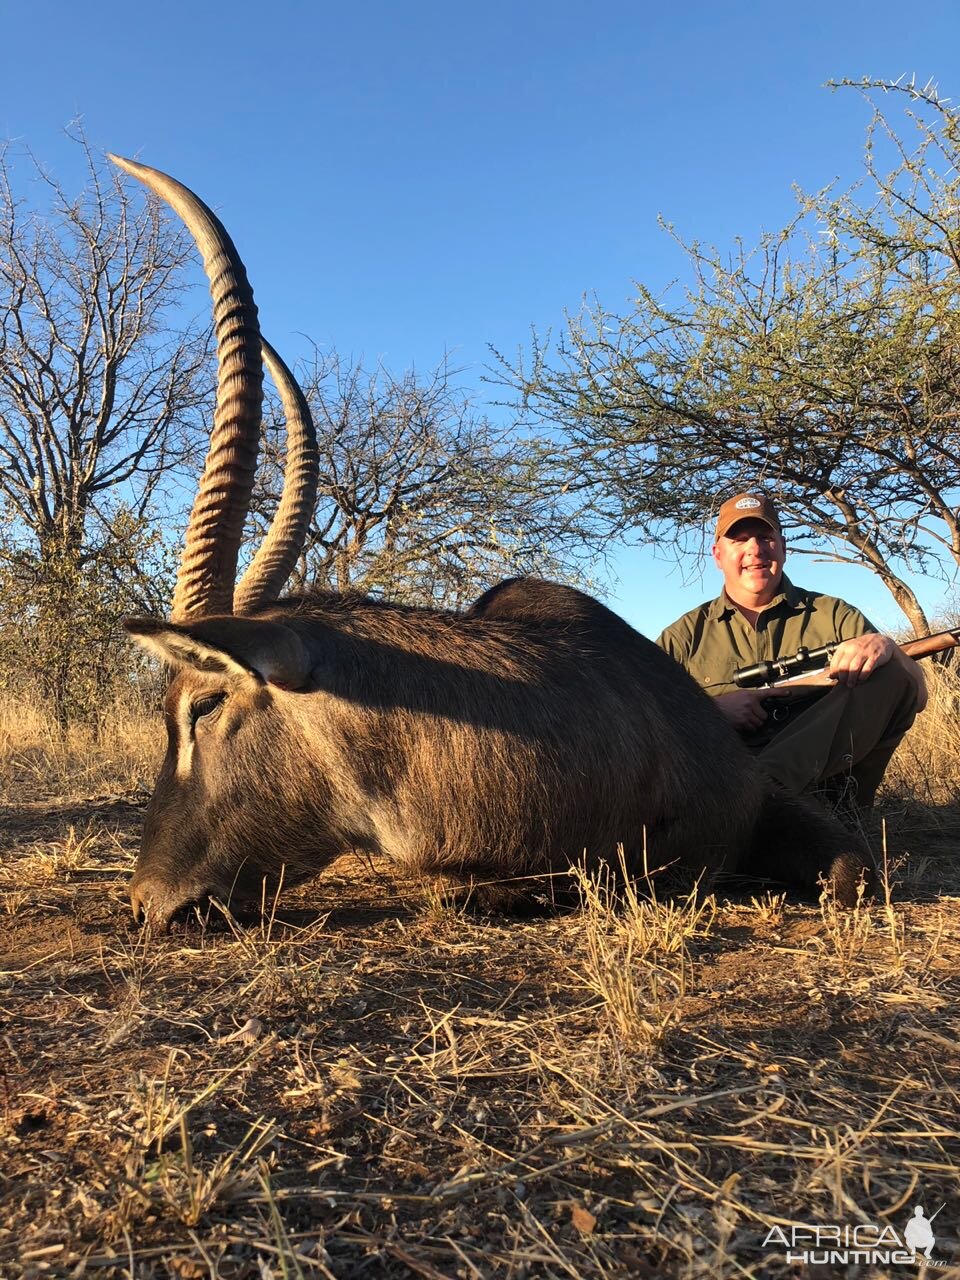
left=252, top=351, right=600, bottom=608
left=0, top=135, right=211, bottom=723
left=502, top=79, right=960, bottom=635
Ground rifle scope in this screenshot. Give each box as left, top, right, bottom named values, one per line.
left=733, top=643, right=836, bottom=689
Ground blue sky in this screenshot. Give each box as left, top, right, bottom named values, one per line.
left=3, top=0, right=959, bottom=634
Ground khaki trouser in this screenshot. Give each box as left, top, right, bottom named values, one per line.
left=749, top=659, right=922, bottom=804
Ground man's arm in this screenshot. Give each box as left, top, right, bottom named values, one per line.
left=709, top=598, right=928, bottom=728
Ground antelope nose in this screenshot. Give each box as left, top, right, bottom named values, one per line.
left=128, top=873, right=194, bottom=930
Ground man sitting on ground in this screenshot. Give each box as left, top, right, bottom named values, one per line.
left=656, top=492, right=927, bottom=809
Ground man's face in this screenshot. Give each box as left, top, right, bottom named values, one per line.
left=711, top=518, right=786, bottom=605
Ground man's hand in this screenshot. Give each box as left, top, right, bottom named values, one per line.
left=826, top=634, right=896, bottom=687
left=714, top=687, right=794, bottom=731
left=826, top=633, right=928, bottom=709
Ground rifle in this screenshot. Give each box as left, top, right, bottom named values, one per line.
left=733, top=626, right=960, bottom=693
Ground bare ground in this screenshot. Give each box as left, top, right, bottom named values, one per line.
left=2, top=783, right=959, bottom=1279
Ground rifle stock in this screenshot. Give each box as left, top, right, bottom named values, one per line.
left=900, top=628, right=960, bottom=661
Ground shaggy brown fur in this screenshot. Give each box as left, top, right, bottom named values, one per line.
left=126, top=578, right=871, bottom=927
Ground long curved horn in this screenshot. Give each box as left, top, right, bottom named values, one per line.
left=233, top=339, right=319, bottom=614
left=108, top=155, right=262, bottom=620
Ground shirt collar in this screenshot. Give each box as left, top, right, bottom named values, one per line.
left=708, top=574, right=799, bottom=621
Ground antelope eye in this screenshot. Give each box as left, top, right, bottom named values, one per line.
left=190, top=693, right=226, bottom=725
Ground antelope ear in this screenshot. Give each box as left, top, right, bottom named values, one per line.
left=123, top=616, right=312, bottom=689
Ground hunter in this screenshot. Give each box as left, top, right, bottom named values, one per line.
left=656, top=493, right=928, bottom=809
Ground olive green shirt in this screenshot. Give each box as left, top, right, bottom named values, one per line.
left=655, top=575, right=876, bottom=697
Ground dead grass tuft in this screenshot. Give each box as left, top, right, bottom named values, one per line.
left=571, top=852, right=715, bottom=1051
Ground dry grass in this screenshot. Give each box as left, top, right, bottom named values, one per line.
left=885, top=663, right=960, bottom=806
left=571, top=854, right=715, bottom=1052
left=0, top=690, right=161, bottom=801
left=1, top=683, right=959, bottom=1277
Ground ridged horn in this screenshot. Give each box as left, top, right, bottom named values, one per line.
left=108, top=154, right=263, bottom=621
left=233, top=339, right=319, bottom=614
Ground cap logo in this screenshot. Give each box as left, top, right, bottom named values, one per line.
left=734, top=497, right=762, bottom=510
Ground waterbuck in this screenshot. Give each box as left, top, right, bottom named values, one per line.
left=113, top=157, right=871, bottom=928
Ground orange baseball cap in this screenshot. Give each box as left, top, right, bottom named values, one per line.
left=714, top=492, right=782, bottom=541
